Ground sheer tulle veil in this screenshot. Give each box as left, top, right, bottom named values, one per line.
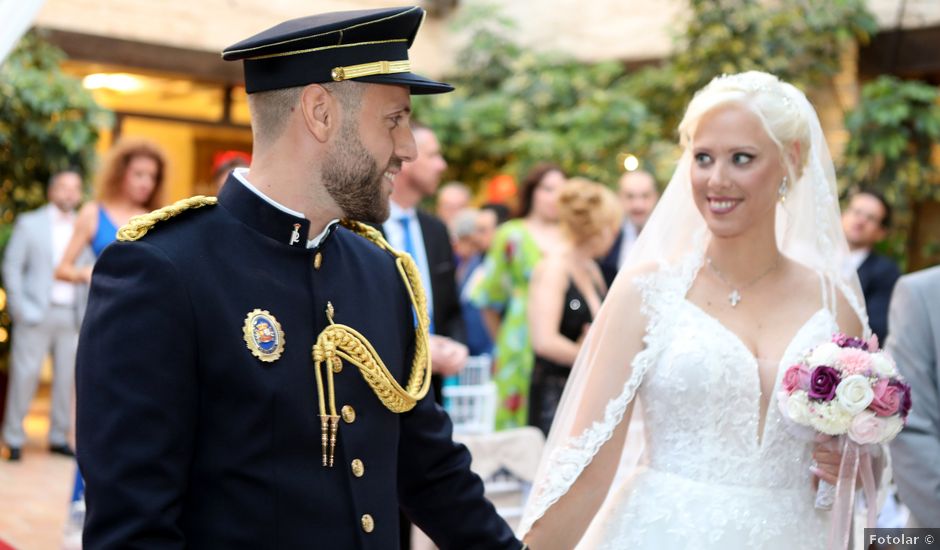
left=517, top=71, right=871, bottom=541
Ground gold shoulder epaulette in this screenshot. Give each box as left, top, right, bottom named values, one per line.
left=117, top=195, right=218, bottom=242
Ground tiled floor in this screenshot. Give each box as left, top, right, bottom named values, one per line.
left=0, top=391, right=75, bottom=550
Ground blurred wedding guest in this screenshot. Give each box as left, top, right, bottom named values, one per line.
left=599, top=169, right=659, bottom=286
left=211, top=150, right=250, bottom=191
left=385, top=123, right=468, bottom=399
left=471, top=163, right=566, bottom=429
left=841, top=188, right=900, bottom=344
left=2, top=170, right=89, bottom=462
left=528, top=179, right=620, bottom=435
left=436, top=181, right=472, bottom=231
left=453, top=209, right=483, bottom=286
left=56, top=138, right=166, bottom=282
left=476, top=202, right=510, bottom=252
left=452, top=209, right=492, bottom=357
left=888, top=265, right=940, bottom=528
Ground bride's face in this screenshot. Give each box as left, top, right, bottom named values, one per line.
left=689, top=103, right=785, bottom=239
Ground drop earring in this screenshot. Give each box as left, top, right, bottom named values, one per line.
left=778, top=176, right=789, bottom=203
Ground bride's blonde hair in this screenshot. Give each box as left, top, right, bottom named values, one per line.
left=677, top=71, right=812, bottom=184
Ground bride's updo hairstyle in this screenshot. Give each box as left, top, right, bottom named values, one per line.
left=677, top=71, right=812, bottom=185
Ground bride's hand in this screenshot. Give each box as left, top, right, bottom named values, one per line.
left=811, top=437, right=841, bottom=486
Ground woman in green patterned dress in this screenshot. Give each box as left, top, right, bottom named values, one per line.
left=471, top=164, right=566, bottom=429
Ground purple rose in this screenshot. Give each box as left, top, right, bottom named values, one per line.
left=889, top=380, right=912, bottom=418
left=808, top=366, right=841, bottom=401
left=832, top=332, right=869, bottom=351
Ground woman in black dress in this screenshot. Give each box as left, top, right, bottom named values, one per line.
left=527, top=178, right=621, bottom=435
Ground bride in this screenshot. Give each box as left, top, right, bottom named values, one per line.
left=519, top=71, right=882, bottom=549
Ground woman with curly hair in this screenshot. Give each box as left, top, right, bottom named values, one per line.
left=56, top=138, right=166, bottom=282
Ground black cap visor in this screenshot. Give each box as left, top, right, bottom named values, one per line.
left=354, top=71, right=454, bottom=95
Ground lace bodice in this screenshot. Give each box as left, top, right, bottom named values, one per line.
left=520, top=252, right=842, bottom=548
left=585, top=255, right=839, bottom=549
left=642, top=299, right=833, bottom=488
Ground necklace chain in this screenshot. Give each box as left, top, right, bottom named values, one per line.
left=706, top=255, right=780, bottom=307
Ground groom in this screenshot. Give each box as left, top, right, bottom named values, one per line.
left=76, top=7, right=521, bottom=548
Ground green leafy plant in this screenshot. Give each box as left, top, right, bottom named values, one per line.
left=414, top=3, right=665, bottom=192
left=0, top=31, right=111, bottom=373
left=842, top=76, right=940, bottom=267
left=415, top=0, right=877, bottom=197
left=628, top=0, right=878, bottom=141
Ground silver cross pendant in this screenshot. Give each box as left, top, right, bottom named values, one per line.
left=728, top=290, right=741, bottom=307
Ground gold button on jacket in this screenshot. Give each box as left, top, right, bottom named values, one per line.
left=360, top=514, right=374, bottom=533
left=351, top=459, right=364, bottom=477
left=341, top=405, right=356, bottom=424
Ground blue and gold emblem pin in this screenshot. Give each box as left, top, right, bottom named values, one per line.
left=243, top=309, right=285, bottom=362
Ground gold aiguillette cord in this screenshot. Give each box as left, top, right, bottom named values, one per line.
left=311, top=220, right=432, bottom=468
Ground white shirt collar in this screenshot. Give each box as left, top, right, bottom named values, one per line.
left=388, top=199, right=416, bottom=221
left=232, top=167, right=338, bottom=248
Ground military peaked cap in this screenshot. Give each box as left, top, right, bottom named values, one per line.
left=222, top=5, right=453, bottom=94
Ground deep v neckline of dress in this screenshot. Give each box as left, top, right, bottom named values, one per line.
left=681, top=300, right=830, bottom=447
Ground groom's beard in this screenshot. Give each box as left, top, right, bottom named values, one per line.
left=322, top=124, right=395, bottom=223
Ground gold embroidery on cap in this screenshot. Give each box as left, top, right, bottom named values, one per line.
left=331, top=60, right=410, bottom=81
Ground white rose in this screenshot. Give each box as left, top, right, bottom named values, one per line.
left=835, top=374, right=875, bottom=415
left=870, top=353, right=897, bottom=377
left=809, top=401, right=853, bottom=435
left=877, top=415, right=904, bottom=443
left=808, top=342, right=841, bottom=368
left=785, top=390, right=812, bottom=425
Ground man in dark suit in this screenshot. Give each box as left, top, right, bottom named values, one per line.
left=75, top=7, right=521, bottom=549
left=841, top=188, right=901, bottom=344
left=384, top=122, right=469, bottom=400
left=599, top=170, right=658, bottom=287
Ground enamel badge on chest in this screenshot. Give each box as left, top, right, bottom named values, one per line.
left=243, top=309, right=285, bottom=362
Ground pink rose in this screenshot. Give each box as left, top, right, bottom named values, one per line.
left=848, top=410, right=883, bottom=445
left=838, top=348, right=873, bottom=375
left=782, top=365, right=802, bottom=393
left=870, top=378, right=901, bottom=417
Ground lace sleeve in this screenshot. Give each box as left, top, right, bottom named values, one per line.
left=518, top=256, right=692, bottom=540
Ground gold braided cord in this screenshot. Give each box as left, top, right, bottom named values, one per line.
left=314, top=219, right=432, bottom=412
left=116, top=196, right=218, bottom=242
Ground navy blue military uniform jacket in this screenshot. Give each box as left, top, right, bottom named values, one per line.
left=76, top=176, right=519, bottom=549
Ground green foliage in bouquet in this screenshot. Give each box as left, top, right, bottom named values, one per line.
left=0, top=31, right=111, bottom=373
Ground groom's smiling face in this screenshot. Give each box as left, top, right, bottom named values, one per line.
left=689, top=103, right=788, bottom=239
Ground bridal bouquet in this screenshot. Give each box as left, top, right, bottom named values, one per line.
left=777, top=331, right=910, bottom=530
left=777, top=333, right=911, bottom=449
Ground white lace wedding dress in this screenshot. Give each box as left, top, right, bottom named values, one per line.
left=577, top=255, right=837, bottom=550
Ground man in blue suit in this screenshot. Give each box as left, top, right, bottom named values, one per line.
left=76, top=7, right=521, bottom=549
